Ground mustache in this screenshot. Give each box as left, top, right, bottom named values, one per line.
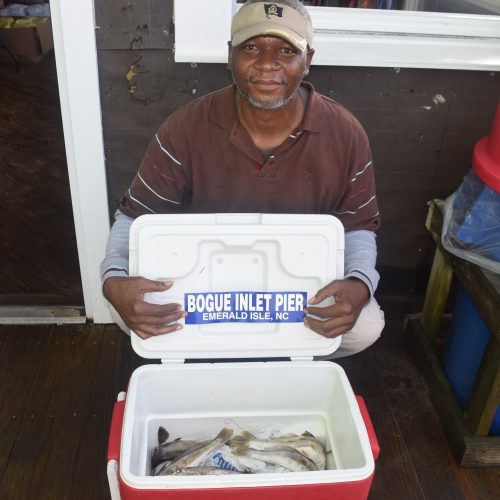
left=246, top=76, right=288, bottom=85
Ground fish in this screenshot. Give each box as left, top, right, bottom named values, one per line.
left=151, top=426, right=211, bottom=468
left=230, top=430, right=326, bottom=470
left=230, top=444, right=319, bottom=472
left=152, top=459, right=172, bottom=476
left=160, top=466, right=244, bottom=476
left=151, top=426, right=328, bottom=476
left=159, top=427, right=234, bottom=474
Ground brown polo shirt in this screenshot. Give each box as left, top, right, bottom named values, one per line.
left=119, top=83, right=380, bottom=233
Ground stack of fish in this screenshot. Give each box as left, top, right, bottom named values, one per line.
left=151, top=426, right=328, bottom=476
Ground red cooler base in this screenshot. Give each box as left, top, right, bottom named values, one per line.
left=117, top=478, right=374, bottom=500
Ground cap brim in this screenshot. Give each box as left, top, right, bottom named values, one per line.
left=232, top=23, right=308, bottom=52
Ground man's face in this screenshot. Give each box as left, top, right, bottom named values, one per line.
left=229, top=35, right=314, bottom=111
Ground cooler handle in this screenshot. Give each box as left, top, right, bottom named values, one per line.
left=107, top=460, right=122, bottom=500
left=107, top=393, right=126, bottom=462
left=356, top=395, right=380, bottom=460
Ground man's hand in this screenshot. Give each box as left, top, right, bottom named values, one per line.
left=304, top=278, right=370, bottom=339
left=103, top=276, right=187, bottom=340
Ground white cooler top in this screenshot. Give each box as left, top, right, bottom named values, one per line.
left=129, top=213, right=345, bottom=361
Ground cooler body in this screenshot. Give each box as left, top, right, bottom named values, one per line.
left=107, top=362, right=379, bottom=500
left=106, top=214, right=379, bottom=499
left=111, top=476, right=374, bottom=500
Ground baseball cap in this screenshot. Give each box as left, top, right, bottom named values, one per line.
left=231, top=2, right=313, bottom=53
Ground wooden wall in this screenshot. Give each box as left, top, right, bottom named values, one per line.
left=95, top=0, right=499, bottom=294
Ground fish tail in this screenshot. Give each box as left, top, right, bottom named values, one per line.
left=158, top=426, right=169, bottom=445
left=216, top=427, right=234, bottom=442
left=229, top=430, right=255, bottom=444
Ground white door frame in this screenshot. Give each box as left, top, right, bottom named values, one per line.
left=50, top=0, right=111, bottom=322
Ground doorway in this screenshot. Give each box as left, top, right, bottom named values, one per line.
left=0, top=51, right=84, bottom=322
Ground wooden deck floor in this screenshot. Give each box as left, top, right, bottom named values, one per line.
left=0, top=312, right=498, bottom=500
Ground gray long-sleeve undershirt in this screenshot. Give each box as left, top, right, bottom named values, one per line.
left=100, top=210, right=380, bottom=296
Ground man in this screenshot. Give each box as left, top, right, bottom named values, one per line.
left=101, top=0, right=384, bottom=358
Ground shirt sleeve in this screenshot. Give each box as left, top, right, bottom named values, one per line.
left=100, top=209, right=133, bottom=285
left=332, top=118, right=380, bottom=233
left=119, top=119, right=191, bottom=218
left=344, top=229, right=380, bottom=296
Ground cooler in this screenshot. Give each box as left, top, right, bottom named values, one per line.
left=106, top=213, right=380, bottom=499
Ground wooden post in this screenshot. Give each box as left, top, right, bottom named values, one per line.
left=466, top=338, right=500, bottom=436
left=406, top=199, right=500, bottom=465
left=420, top=248, right=453, bottom=340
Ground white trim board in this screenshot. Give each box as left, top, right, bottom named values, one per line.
left=50, top=0, right=112, bottom=323
left=174, top=2, right=500, bottom=70
left=0, top=307, right=86, bottom=325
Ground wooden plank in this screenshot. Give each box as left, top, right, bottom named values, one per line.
left=423, top=199, right=500, bottom=438
left=466, top=337, right=500, bottom=436
left=378, top=318, right=471, bottom=496
left=0, top=324, right=102, bottom=499
left=407, top=314, right=500, bottom=466
left=337, top=321, right=424, bottom=499
left=462, top=437, right=500, bottom=467
left=405, top=315, right=470, bottom=460
left=0, top=294, right=84, bottom=307
left=420, top=247, right=453, bottom=340
left=0, top=306, right=86, bottom=324
left=0, top=325, right=51, bottom=482
left=69, top=324, right=151, bottom=500
left=458, top=465, right=500, bottom=499
left=426, top=200, right=500, bottom=342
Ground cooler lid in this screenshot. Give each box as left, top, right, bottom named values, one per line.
left=129, top=213, right=344, bottom=361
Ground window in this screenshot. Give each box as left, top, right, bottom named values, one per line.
left=173, top=0, right=500, bottom=70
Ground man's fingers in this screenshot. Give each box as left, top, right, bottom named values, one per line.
left=133, top=322, right=184, bottom=339
left=304, top=316, right=351, bottom=338
left=134, top=329, right=152, bottom=340
left=304, top=302, right=355, bottom=338
left=304, top=305, right=335, bottom=319
left=308, top=281, right=341, bottom=305
left=305, top=301, right=352, bottom=319
left=133, top=307, right=187, bottom=327
left=138, top=301, right=184, bottom=318
left=152, top=308, right=187, bottom=325
left=145, top=279, right=174, bottom=292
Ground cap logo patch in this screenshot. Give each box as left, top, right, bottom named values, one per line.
left=264, top=4, right=283, bottom=18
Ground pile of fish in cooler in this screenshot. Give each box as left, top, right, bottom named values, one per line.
left=151, top=426, right=328, bottom=476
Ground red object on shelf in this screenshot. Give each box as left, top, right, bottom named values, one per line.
left=472, top=101, right=500, bottom=193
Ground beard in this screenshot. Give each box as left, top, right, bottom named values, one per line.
left=232, top=70, right=303, bottom=111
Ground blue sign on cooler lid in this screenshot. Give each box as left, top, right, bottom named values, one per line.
left=129, top=213, right=344, bottom=361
